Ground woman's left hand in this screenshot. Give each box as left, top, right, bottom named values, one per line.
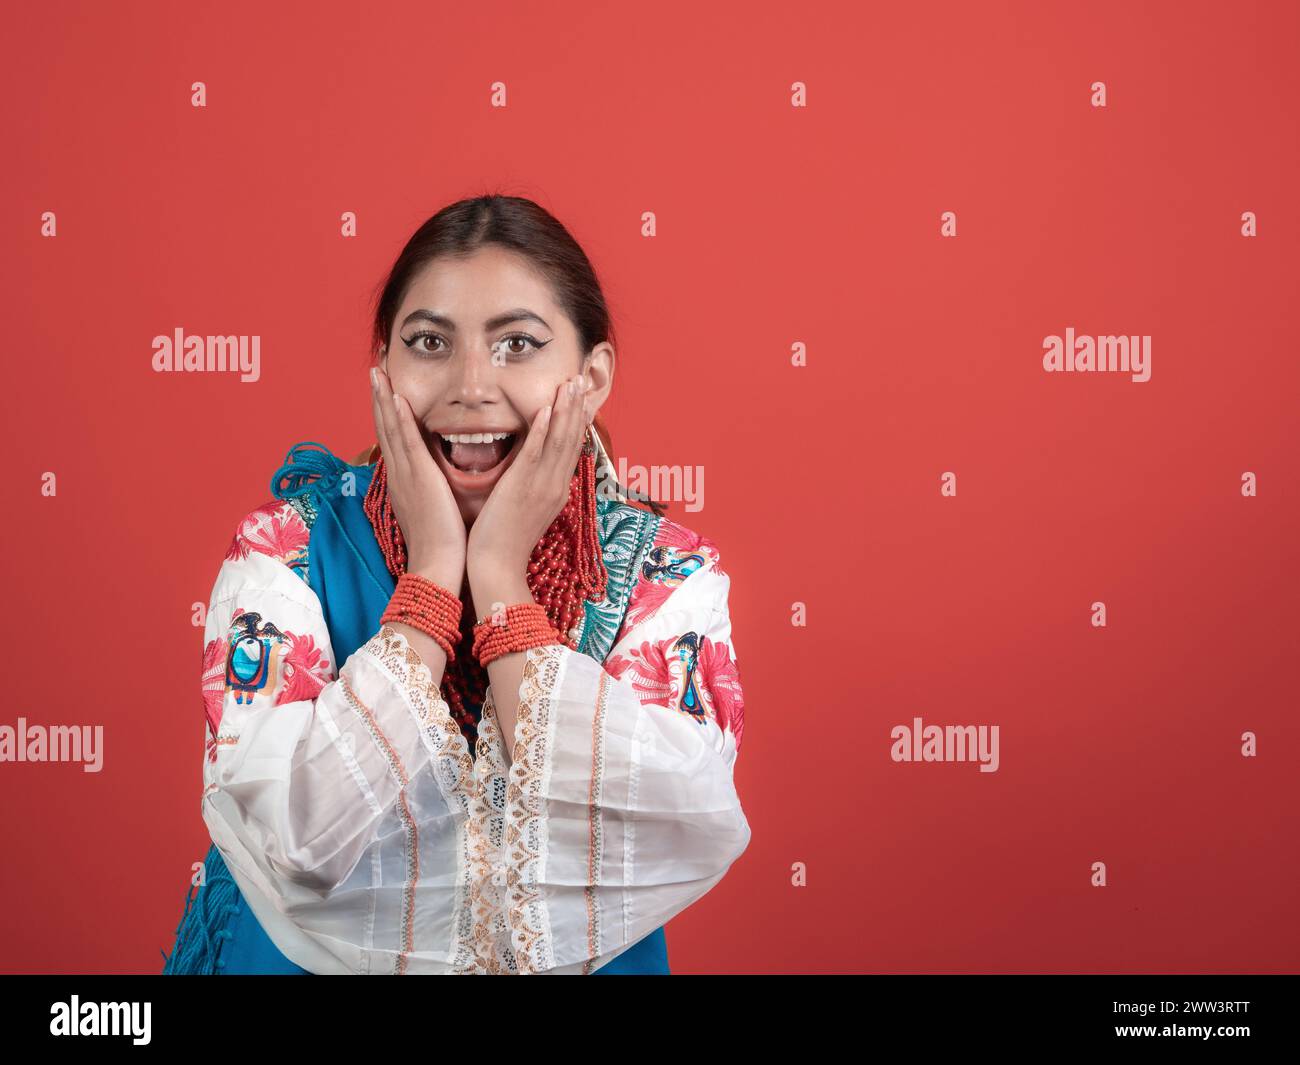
left=467, top=371, right=591, bottom=585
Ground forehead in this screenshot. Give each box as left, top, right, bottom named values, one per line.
left=398, top=246, right=559, bottom=320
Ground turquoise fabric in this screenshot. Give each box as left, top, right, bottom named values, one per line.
left=164, top=445, right=668, bottom=974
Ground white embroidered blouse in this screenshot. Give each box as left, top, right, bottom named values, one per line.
left=199, top=500, right=750, bottom=974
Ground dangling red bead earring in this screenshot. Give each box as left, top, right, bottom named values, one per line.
left=576, top=432, right=609, bottom=604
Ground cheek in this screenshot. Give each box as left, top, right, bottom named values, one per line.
left=531, top=370, right=578, bottom=412
left=388, top=369, right=437, bottom=412
left=512, top=380, right=564, bottom=426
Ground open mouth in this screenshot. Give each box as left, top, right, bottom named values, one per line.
left=436, top=431, right=520, bottom=475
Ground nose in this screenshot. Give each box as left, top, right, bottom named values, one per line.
left=448, top=344, right=499, bottom=407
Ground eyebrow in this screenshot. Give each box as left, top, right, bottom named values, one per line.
left=399, top=308, right=551, bottom=332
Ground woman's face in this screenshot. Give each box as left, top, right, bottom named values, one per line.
left=379, top=245, right=614, bottom=525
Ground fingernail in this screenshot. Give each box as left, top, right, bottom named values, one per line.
left=392, top=392, right=402, bottom=410
left=370, top=367, right=377, bottom=388
left=567, top=378, right=577, bottom=398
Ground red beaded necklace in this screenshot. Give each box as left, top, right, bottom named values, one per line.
left=361, top=437, right=609, bottom=745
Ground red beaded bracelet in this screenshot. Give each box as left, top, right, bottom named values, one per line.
left=471, top=602, right=564, bottom=667
left=381, top=573, right=463, bottom=663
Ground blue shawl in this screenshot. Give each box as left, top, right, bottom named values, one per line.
left=163, top=442, right=669, bottom=975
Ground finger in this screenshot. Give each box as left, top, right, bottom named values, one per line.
left=532, top=377, right=570, bottom=481
left=373, top=366, right=411, bottom=484
left=369, top=367, right=395, bottom=464
left=391, top=390, right=433, bottom=475
left=546, top=373, right=587, bottom=473
left=517, top=402, right=552, bottom=469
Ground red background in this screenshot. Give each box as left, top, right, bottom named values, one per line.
left=1, top=0, right=1296, bottom=973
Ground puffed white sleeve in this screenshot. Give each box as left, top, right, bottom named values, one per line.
left=198, top=504, right=468, bottom=971
left=490, top=541, right=750, bottom=974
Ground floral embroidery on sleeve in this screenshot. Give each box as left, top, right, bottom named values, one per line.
left=622, top=520, right=724, bottom=628
left=696, top=634, right=744, bottom=750
left=604, top=629, right=743, bottom=742
left=201, top=501, right=333, bottom=757
left=201, top=635, right=229, bottom=749
left=274, top=631, right=333, bottom=704
left=218, top=610, right=335, bottom=709
left=225, top=500, right=311, bottom=577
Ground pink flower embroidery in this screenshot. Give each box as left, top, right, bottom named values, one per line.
left=605, top=638, right=674, bottom=702
left=623, top=576, right=675, bottom=628
left=274, top=632, right=333, bottom=705
left=623, top=522, right=723, bottom=629
left=655, top=520, right=723, bottom=572
left=606, top=631, right=740, bottom=746
left=201, top=636, right=229, bottom=738
left=225, top=501, right=309, bottom=567
left=696, top=637, right=744, bottom=750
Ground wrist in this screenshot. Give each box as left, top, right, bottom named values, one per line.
left=467, top=548, right=527, bottom=582
left=466, top=551, right=526, bottom=590
left=407, top=561, right=465, bottom=593
left=468, top=573, right=534, bottom=623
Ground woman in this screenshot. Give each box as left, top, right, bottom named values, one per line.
left=162, top=195, right=749, bottom=975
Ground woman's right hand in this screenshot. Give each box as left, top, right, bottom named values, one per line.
left=370, top=364, right=467, bottom=592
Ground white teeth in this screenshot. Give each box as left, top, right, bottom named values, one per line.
left=439, top=432, right=514, bottom=444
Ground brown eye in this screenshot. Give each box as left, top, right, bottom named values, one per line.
left=404, top=331, right=447, bottom=356
left=492, top=334, right=551, bottom=358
